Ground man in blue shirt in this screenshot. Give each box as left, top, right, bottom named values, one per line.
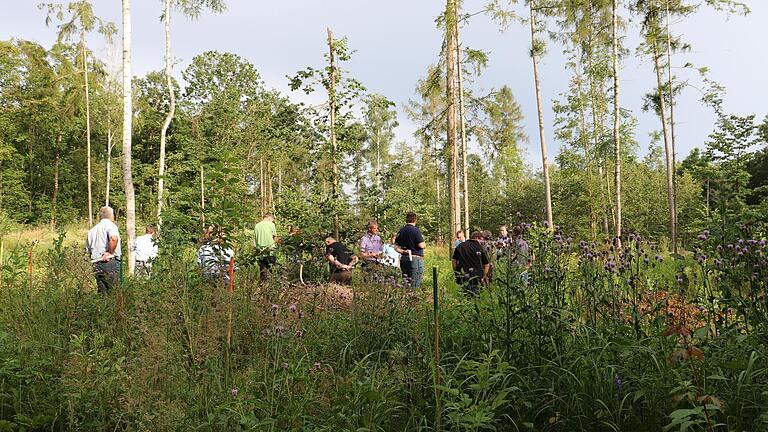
left=394, top=212, right=426, bottom=289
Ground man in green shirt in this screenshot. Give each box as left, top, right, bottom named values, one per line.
left=254, top=213, right=277, bottom=280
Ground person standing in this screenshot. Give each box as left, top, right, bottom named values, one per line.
left=454, top=230, right=465, bottom=250
left=196, top=225, right=235, bottom=284
left=254, top=213, right=278, bottom=281
left=452, top=231, right=490, bottom=295
left=86, top=206, right=121, bottom=293
left=394, top=212, right=426, bottom=289
left=511, top=225, right=533, bottom=284
left=495, top=225, right=512, bottom=260
left=359, top=221, right=383, bottom=278
left=325, top=237, right=358, bottom=285
left=134, top=224, right=158, bottom=277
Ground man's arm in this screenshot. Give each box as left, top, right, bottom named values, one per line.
left=326, top=253, right=350, bottom=271
left=452, top=259, right=460, bottom=272
left=102, top=235, right=118, bottom=262
left=482, top=263, right=490, bottom=282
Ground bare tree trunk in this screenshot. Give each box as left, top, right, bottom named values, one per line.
left=327, top=28, right=340, bottom=240
left=157, top=0, right=176, bottom=227
left=653, top=41, right=677, bottom=253
left=611, top=0, right=622, bottom=247
left=259, top=157, right=265, bottom=215
left=122, top=0, right=137, bottom=275
left=106, top=127, right=113, bottom=206
left=200, top=164, right=205, bottom=224
left=455, top=11, right=470, bottom=237
left=530, top=0, right=554, bottom=229
left=446, top=0, right=461, bottom=253
left=576, top=64, right=597, bottom=240
left=52, top=134, right=61, bottom=226
left=665, top=0, right=678, bottom=251
left=82, top=31, right=93, bottom=227
left=266, top=159, right=273, bottom=211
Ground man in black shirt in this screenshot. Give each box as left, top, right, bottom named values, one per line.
left=452, top=231, right=490, bottom=295
left=325, top=237, right=358, bottom=285
left=394, top=212, right=426, bottom=289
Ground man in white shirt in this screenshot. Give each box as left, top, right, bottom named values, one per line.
left=134, top=225, right=158, bottom=277
left=86, top=206, right=121, bottom=293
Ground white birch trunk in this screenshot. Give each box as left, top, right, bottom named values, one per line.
left=157, top=0, right=176, bottom=227
left=122, top=0, right=137, bottom=275
left=530, top=0, right=554, bottom=229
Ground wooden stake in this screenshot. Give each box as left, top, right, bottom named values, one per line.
left=432, top=266, right=442, bottom=432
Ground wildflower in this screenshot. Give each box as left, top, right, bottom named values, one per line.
left=275, top=325, right=285, bottom=337
left=295, top=330, right=304, bottom=338
left=230, top=386, right=238, bottom=399
left=298, top=311, right=304, bottom=319
left=676, top=276, right=684, bottom=284
left=697, top=234, right=707, bottom=241
left=289, top=303, right=297, bottom=313
left=655, top=255, right=663, bottom=262
left=271, top=304, right=279, bottom=316
left=314, top=362, right=322, bottom=370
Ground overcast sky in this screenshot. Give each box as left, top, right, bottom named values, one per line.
left=2, top=0, right=766, bottom=168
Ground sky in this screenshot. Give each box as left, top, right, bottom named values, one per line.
left=2, top=0, right=766, bottom=168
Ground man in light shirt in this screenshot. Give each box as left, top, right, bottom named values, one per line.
left=253, top=213, right=278, bottom=281
left=134, top=225, right=158, bottom=278
left=86, top=206, right=121, bottom=293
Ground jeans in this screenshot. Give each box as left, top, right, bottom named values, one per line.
left=258, top=255, right=276, bottom=281
left=400, top=256, right=424, bottom=289
left=93, top=259, right=119, bottom=293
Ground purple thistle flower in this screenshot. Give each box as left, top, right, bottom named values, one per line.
left=314, top=362, right=322, bottom=370
left=282, top=362, right=289, bottom=371
left=230, top=386, right=238, bottom=399
left=289, top=303, right=297, bottom=313
left=295, top=330, right=304, bottom=338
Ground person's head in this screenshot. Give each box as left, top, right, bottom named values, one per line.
left=98, top=206, right=114, bottom=222
left=482, top=230, right=493, bottom=241
left=456, top=230, right=465, bottom=240
left=367, top=221, right=379, bottom=235
left=406, top=212, right=418, bottom=224
left=324, top=237, right=337, bottom=246
left=145, top=225, right=155, bottom=235
left=499, top=225, right=508, bottom=237
left=512, top=225, right=523, bottom=238
left=263, top=212, right=274, bottom=222
left=470, top=231, right=484, bottom=241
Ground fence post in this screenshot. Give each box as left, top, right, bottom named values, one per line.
left=433, top=266, right=441, bottom=432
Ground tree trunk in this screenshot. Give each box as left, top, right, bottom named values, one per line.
left=530, top=0, right=554, bottom=230
left=82, top=30, right=93, bottom=227
left=665, top=0, right=678, bottom=251
left=157, top=0, right=176, bottom=227
left=106, top=127, right=113, bottom=206
left=266, top=159, right=273, bottom=211
left=455, top=10, right=470, bottom=237
left=327, top=28, right=340, bottom=240
left=611, top=0, right=622, bottom=247
left=52, top=134, right=61, bottom=227
left=200, top=164, right=205, bottom=224
left=576, top=64, right=597, bottom=240
left=653, top=41, right=677, bottom=253
left=446, top=0, right=461, bottom=253
left=122, top=0, right=137, bottom=275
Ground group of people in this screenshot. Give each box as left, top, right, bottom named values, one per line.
left=323, top=211, right=427, bottom=288
left=86, top=206, right=158, bottom=293
left=451, top=224, right=532, bottom=295
left=85, top=205, right=529, bottom=295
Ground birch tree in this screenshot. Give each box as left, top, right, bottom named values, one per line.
left=122, top=0, right=137, bottom=275
left=156, top=0, right=225, bottom=227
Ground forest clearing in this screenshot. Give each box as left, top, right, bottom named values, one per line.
left=1, top=0, right=768, bottom=431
